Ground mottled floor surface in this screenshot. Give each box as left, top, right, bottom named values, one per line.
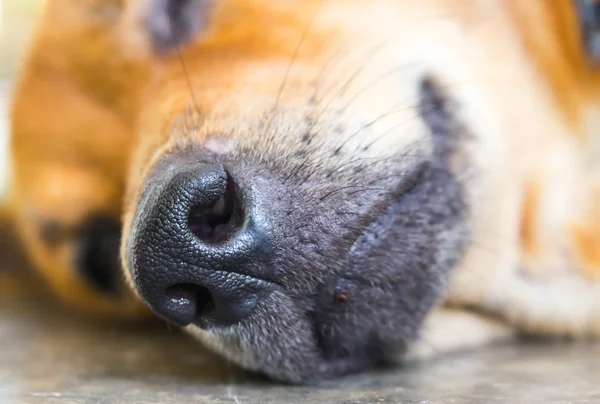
left=0, top=273, right=599, bottom=404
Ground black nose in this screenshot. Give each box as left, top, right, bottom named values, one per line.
left=128, top=155, right=275, bottom=328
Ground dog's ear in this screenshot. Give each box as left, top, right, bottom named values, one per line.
left=133, top=0, right=214, bottom=54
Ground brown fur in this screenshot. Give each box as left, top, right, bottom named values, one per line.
left=507, top=0, right=600, bottom=137
left=9, top=0, right=150, bottom=317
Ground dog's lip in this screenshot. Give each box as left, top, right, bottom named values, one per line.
left=346, top=161, right=428, bottom=249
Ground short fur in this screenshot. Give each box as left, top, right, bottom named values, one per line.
left=8, top=0, right=150, bottom=317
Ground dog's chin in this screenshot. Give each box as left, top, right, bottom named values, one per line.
left=181, top=293, right=383, bottom=383
left=182, top=290, right=324, bottom=383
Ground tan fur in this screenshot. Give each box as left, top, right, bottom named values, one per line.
left=9, top=0, right=150, bottom=317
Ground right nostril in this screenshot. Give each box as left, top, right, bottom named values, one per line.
left=162, top=284, right=215, bottom=326
left=188, top=171, right=240, bottom=242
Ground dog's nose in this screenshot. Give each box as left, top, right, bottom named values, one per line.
left=128, top=157, right=275, bottom=328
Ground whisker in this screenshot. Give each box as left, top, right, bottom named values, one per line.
left=298, top=150, right=424, bottom=187
left=175, top=43, right=201, bottom=115
left=319, top=184, right=394, bottom=202
left=298, top=155, right=403, bottom=186
left=332, top=104, right=419, bottom=155
left=363, top=116, right=434, bottom=152
left=283, top=143, right=326, bottom=184
left=361, top=124, right=406, bottom=151
left=315, top=36, right=395, bottom=105
left=303, top=37, right=397, bottom=144
left=326, top=155, right=404, bottom=176
left=299, top=137, right=428, bottom=187
left=263, top=1, right=328, bottom=149
left=340, top=62, right=421, bottom=112
left=363, top=173, right=422, bottom=185
left=272, top=1, right=326, bottom=111
left=305, top=98, right=421, bottom=157
left=310, top=27, right=383, bottom=101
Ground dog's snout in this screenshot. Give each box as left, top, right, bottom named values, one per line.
left=129, top=157, right=275, bottom=328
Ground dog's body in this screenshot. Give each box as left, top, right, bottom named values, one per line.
left=8, top=0, right=600, bottom=382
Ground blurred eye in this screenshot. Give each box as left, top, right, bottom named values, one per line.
left=577, top=0, right=600, bottom=62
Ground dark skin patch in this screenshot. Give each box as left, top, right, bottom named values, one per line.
left=39, top=220, right=69, bottom=247
left=418, top=77, right=468, bottom=162
left=35, top=214, right=123, bottom=296
left=576, top=0, right=600, bottom=64
left=312, top=160, right=467, bottom=373
left=146, top=0, right=213, bottom=54
left=308, top=77, right=470, bottom=379
left=75, top=215, right=122, bottom=296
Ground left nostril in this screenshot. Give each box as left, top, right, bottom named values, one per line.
left=188, top=172, right=240, bottom=242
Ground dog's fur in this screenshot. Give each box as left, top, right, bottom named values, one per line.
left=8, top=0, right=600, bottom=383
left=8, top=0, right=150, bottom=316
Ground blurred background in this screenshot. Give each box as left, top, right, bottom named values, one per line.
left=0, top=0, right=43, bottom=196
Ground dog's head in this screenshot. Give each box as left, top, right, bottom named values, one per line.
left=9, top=0, right=150, bottom=317
left=117, top=0, right=600, bottom=382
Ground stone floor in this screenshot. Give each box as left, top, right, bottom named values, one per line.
left=0, top=273, right=599, bottom=404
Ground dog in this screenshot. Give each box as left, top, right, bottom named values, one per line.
left=8, top=0, right=600, bottom=383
